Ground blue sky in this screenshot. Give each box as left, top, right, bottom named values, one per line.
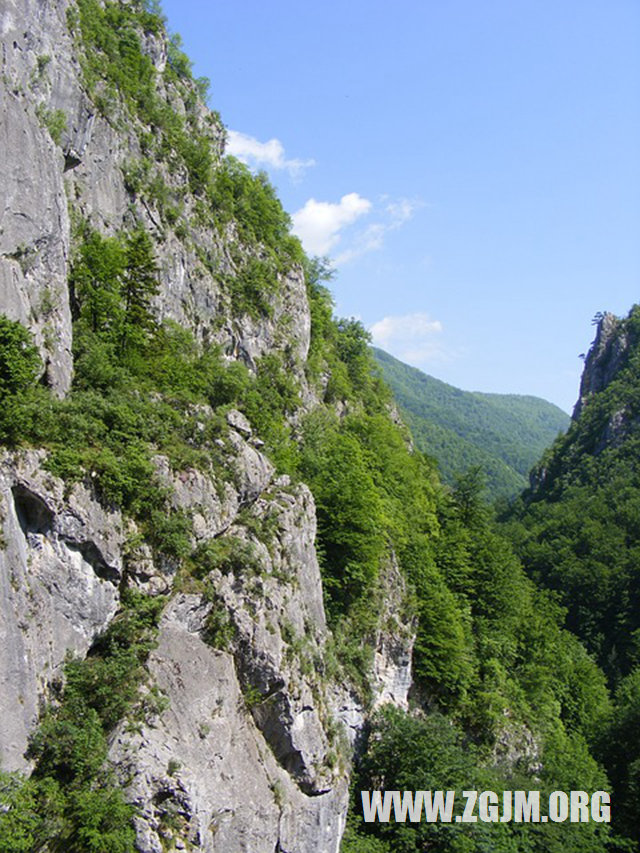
left=161, top=0, right=640, bottom=413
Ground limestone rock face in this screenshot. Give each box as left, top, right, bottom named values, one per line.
left=573, top=312, right=633, bottom=419
left=0, top=3, right=416, bottom=850
left=568, top=310, right=640, bottom=456
left=0, top=450, right=123, bottom=771
left=0, top=440, right=355, bottom=849
left=0, top=0, right=75, bottom=394
left=0, top=0, right=311, bottom=396
left=210, top=482, right=333, bottom=796
left=370, top=556, right=415, bottom=711
left=111, top=580, right=348, bottom=853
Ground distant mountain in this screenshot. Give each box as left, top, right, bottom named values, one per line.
left=373, top=347, right=570, bottom=499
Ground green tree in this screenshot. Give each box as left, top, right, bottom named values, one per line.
left=0, top=315, right=41, bottom=399
left=603, top=667, right=640, bottom=844
left=71, top=230, right=126, bottom=335
left=0, top=315, right=42, bottom=443
left=120, top=228, right=159, bottom=355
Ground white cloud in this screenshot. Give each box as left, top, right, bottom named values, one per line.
left=292, top=194, right=421, bottom=263
left=291, top=193, right=372, bottom=255
left=369, top=312, right=448, bottom=366
left=226, top=130, right=315, bottom=178
left=334, top=222, right=386, bottom=265
left=385, top=198, right=417, bottom=227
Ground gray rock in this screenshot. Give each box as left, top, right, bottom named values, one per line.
left=1, top=0, right=310, bottom=399
left=151, top=426, right=275, bottom=545
left=109, top=595, right=348, bottom=853
left=0, top=450, right=123, bottom=770
left=492, top=717, right=542, bottom=776
left=226, top=408, right=252, bottom=436
left=0, top=5, right=416, bottom=850
left=206, top=484, right=335, bottom=795
left=372, top=556, right=415, bottom=711
left=573, top=312, right=630, bottom=419
left=0, top=0, right=75, bottom=394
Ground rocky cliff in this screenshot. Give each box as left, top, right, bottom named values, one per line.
left=2, top=5, right=632, bottom=853
left=1, top=0, right=311, bottom=394
left=573, top=311, right=638, bottom=420
left=0, top=2, right=415, bottom=850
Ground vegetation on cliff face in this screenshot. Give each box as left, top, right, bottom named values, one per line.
left=0, top=591, right=162, bottom=852
left=0, top=2, right=637, bottom=852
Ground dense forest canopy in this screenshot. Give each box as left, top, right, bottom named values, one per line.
left=374, top=347, right=569, bottom=501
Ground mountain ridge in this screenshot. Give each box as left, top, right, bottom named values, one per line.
left=373, top=347, right=570, bottom=499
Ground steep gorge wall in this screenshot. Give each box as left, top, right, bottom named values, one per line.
left=1, top=0, right=311, bottom=392
left=1, top=0, right=75, bottom=394
left=0, top=3, right=414, bottom=850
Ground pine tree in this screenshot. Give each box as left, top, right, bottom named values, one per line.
left=120, top=228, right=159, bottom=355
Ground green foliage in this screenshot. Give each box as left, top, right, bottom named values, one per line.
left=201, top=601, right=236, bottom=650
left=496, top=307, right=640, bottom=849
left=70, top=0, right=304, bottom=331
left=3, top=222, right=305, bottom=533
left=603, top=667, right=640, bottom=844
left=0, top=316, right=41, bottom=400
left=300, top=416, right=386, bottom=618
left=191, top=536, right=261, bottom=579
left=120, top=228, right=160, bottom=353
left=0, top=316, right=42, bottom=445
left=72, top=0, right=217, bottom=203
left=347, top=706, right=611, bottom=853
left=505, top=467, right=640, bottom=685
left=35, top=104, right=67, bottom=144
left=239, top=353, right=301, bottom=471
left=71, top=229, right=126, bottom=336
left=503, top=306, right=640, bottom=683
left=0, top=773, right=65, bottom=852
left=27, top=700, right=107, bottom=785
left=209, top=158, right=303, bottom=266
left=63, top=787, right=136, bottom=852
left=166, top=32, right=192, bottom=80
left=293, top=297, right=608, bottom=752
left=60, top=590, right=164, bottom=731
left=426, top=471, right=613, bottom=738
left=2, top=8, right=630, bottom=849
left=70, top=224, right=160, bottom=364
left=0, top=591, right=162, bottom=851
left=303, top=256, right=336, bottom=374
left=374, top=347, right=569, bottom=500
left=227, top=257, right=280, bottom=318
left=73, top=0, right=159, bottom=112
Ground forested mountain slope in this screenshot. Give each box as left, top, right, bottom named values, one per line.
left=374, top=347, right=569, bottom=500
left=501, top=307, right=640, bottom=846
left=0, top=2, right=633, bottom=852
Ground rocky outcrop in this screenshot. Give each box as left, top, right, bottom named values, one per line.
left=0, top=404, right=418, bottom=848
left=1, top=0, right=311, bottom=397
left=108, top=478, right=350, bottom=852
left=372, top=555, right=415, bottom=711
left=573, top=312, right=634, bottom=419
left=109, top=597, right=346, bottom=853
left=492, top=718, right=541, bottom=776
left=211, top=481, right=333, bottom=794
left=568, top=310, right=640, bottom=456
left=0, top=434, right=354, bottom=848
left=0, top=449, right=123, bottom=771
left=0, top=0, right=76, bottom=394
